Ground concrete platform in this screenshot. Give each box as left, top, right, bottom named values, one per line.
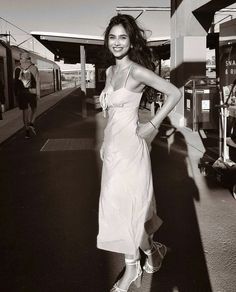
left=0, top=87, right=78, bottom=145
left=0, top=89, right=235, bottom=292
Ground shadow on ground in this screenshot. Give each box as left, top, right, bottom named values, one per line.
left=0, top=94, right=214, bottom=291
left=0, top=89, right=110, bottom=292
left=145, top=117, right=213, bottom=292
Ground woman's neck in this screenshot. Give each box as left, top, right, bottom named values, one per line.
left=115, top=57, right=132, bottom=71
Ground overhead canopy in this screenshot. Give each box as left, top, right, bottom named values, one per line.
left=31, top=31, right=171, bottom=63
left=148, top=38, right=170, bottom=61
left=31, top=31, right=104, bottom=64
left=192, top=0, right=236, bottom=32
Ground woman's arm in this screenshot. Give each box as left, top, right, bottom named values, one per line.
left=132, top=64, right=182, bottom=137
left=104, top=66, right=113, bottom=88
left=34, top=66, right=41, bottom=99
left=99, top=66, right=113, bottom=160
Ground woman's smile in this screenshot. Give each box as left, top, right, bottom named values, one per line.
left=113, top=47, right=124, bottom=52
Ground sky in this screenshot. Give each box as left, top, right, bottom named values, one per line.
left=1, top=0, right=236, bottom=69
left=0, top=0, right=171, bottom=60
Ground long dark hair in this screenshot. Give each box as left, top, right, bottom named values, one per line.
left=104, top=14, right=158, bottom=102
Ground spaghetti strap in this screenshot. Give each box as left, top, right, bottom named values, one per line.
left=109, top=63, right=133, bottom=90
left=123, top=63, right=133, bottom=89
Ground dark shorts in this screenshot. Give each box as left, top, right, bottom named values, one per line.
left=17, top=90, right=37, bottom=110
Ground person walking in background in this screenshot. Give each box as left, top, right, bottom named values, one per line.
left=97, top=14, right=182, bottom=292
left=14, top=52, right=40, bottom=138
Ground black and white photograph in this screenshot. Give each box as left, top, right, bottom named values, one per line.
left=0, top=1, right=236, bottom=292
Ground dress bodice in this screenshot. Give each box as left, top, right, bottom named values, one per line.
left=99, top=86, right=142, bottom=116
left=99, top=63, right=143, bottom=117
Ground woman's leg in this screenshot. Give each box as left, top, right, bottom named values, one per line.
left=141, top=235, right=167, bottom=273
left=140, top=233, right=153, bottom=251
left=22, top=108, right=31, bottom=138
left=29, top=105, right=37, bottom=125
left=22, top=108, right=29, bottom=128
left=112, top=250, right=141, bottom=291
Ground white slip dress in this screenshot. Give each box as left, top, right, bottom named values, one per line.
left=97, top=65, right=162, bottom=255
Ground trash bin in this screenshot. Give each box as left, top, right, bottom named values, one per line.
left=184, top=76, right=219, bottom=131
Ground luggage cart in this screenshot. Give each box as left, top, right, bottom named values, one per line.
left=198, top=80, right=236, bottom=199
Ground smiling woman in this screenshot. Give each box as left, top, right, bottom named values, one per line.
left=96, top=14, right=182, bottom=292
left=108, top=25, right=131, bottom=59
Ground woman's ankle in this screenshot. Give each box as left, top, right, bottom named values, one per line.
left=117, top=260, right=141, bottom=290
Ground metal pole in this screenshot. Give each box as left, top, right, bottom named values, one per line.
left=223, top=108, right=228, bottom=161
left=80, top=45, right=87, bottom=118
left=193, top=80, right=197, bottom=131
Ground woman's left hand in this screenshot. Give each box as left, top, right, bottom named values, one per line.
left=137, top=122, right=158, bottom=138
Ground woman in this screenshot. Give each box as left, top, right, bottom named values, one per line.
left=14, top=53, right=40, bottom=138
left=97, top=14, right=182, bottom=292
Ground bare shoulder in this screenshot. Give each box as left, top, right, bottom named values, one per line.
left=105, top=65, right=113, bottom=76
left=130, top=62, right=155, bottom=85
left=131, top=63, right=152, bottom=79
left=131, top=62, right=147, bottom=74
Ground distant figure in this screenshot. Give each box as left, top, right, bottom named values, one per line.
left=0, top=79, right=5, bottom=120
left=97, top=14, right=182, bottom=292
left=14, top=52, right=40, bottom=138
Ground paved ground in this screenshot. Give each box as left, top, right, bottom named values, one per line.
left=0, top=88, right=236, bottom=292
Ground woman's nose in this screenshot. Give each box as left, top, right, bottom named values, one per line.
left=114, top=38, right=120, bottom=45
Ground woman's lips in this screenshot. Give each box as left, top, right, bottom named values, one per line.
left=113, top=47, right=123, bottom=52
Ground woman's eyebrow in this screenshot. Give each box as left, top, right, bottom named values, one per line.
left=109, top=33, right=128, bottom=37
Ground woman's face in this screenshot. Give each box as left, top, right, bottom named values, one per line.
left=108, top=24, right=131, bottom=59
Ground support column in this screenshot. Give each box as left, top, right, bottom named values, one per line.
left=170, top=0, right=208, bottom=126
left=80, top=45, right=87, bottom=118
